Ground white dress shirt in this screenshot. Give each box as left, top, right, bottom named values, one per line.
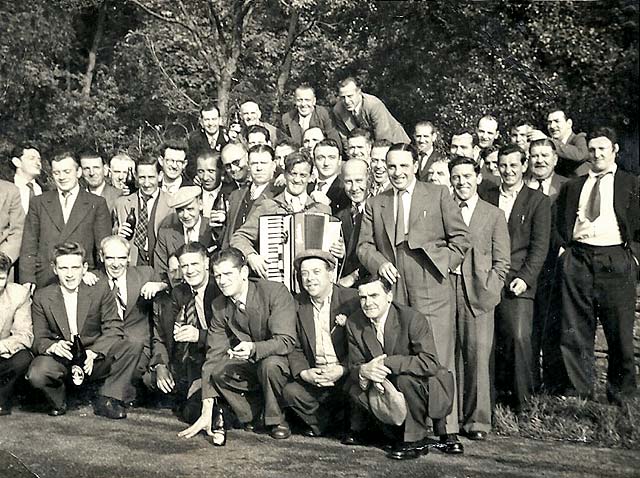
left=498, top=181, right=524, bottom=222
left=202, top=185, right=222, bottom=218
left=284, top=191, right=308, bottom=213
left=14, top=175, right=42, bottom=214
left=310, top=293, right=339, bottom=366
left=572, top=164, right=623, bottom=246
left=193, top=278, right=209, bottom=330
left=183, top=217, right=202, bottom=244
left=59, top=184, right=80, bottom=223
left=88, top=182, right=106, bottom=197
left=315, top=174, right=338, bottom=195
left=393, top=178, right=417, bottom=236
left=162, top=177, right=183, bottom=195
left=298, top=113, right=312, bottom=132
left=60, top=287, right=79, bottom=338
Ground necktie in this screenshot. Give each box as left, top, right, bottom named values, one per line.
left=177, top=290, right=198, bottom=363
left=459, top=201, right=468, bottom=209
left=316, top=181, right=326, bottom=192
left=290, top=196, right=303, bottom=213
left=26, top=182, right=35, bottom=199
left=373, top=319, right=384, bottom=346
left=351, top=203, right=360, bottom=224
left=110, top=279, right=126, bottom=319
left=532, top=178, right=542, bottom=190
left=236, top=300, right=246, bottom=313
left=249, top=185, right=259, bottom=201
left=585, top=173, right=607, bottom=222
left=133, top=194, right=150, bottom=256
left=394, top=190, right=407, bottom=246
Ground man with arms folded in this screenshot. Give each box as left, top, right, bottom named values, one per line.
left=346, top=275, right=454, bottom=460
left=27, top=242, right=140, bottom=418
left=283, top=250, right=360, bottom=437
left=448, top=156, right=510, bottom=439
left=179, top=247, right=296, bottom=444
left=0, top=252, right=33, bottom=416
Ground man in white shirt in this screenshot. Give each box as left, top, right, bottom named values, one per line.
left=414, top=121, right=442, bottom=182
left=369, top=140, right=392, bottom=196
left=187, top=103, right=229, bottom=181
left=310, top=139, right=350, bottom=215
left=476, top=115, right=500, bottom=150
left=159, top=140, right=192, bottom=194
left=27, top=242, right=140, bottom=418
left=10, top=144, right=43, bottom=214
left=346, top=128, right=373, bottom=163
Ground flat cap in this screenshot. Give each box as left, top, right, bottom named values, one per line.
left=167, top=186, right=202, bottom=209
left=294, top=249, right=337, bottom=269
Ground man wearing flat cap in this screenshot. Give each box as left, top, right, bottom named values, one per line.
left=282, top=250, right=360, bottom=437
left=154, top=186, right=219, bottom=283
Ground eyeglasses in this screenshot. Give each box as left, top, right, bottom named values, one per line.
left=164, top=158, right=186, bottom=165
left=224, top=159, right=244, bottom=170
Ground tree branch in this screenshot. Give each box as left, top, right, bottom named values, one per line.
left=129, top=0, right=193, bottom=32
left=207, top=0, right=228, bottom=54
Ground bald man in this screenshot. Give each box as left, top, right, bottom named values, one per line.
left=240, top=101, right=284, bottom=146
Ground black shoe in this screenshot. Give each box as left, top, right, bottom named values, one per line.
left=462, top=430, right=487, bottom=441
left=269, top=422, right=291, bottom=440
left=438, top=434, right=464, bottom=454
left=0, top=404, right=12, bottom=416
left=387, top=442, right=421, bottom=460
left=341, top=431, right=367, bottom=446
left=302, top=427, right=320, bottom=438
left=210, top=405, right=226, bottom=447
left=243, top=421, right=256, bottom=432
left=94, top=396, right=127, bottom=420
left=48, top=402, right=67, bottom=417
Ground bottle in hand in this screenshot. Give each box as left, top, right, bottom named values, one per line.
left=70, top=335, right=88, bottom=386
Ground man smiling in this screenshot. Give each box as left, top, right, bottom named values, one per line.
left=310, top=139, right=350, bottom=215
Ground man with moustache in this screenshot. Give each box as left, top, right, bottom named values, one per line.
left=221, top=142, right=251, bottom=190
left=283, top=250, right=360, bottom=437
left=357, top=143, right=470, bottom=454
left=179, top=247, right=297, bottom=443
left=159, top=140, right=193, bottom=195
left=223, top=145, right=281, bottom=248
left=347, top=128, right=373, bottom=164
left=188, top=104, right=229, bottom=180
left=525, top=138, right=568, bottom=392
left=336, top=159, right=370, bottom=288
left=20, top=151, right=112, bottom=290
left=10, top=144, right=43, bottom=215
left=448, top=156, right=510, bottom=439
left=414, top=121, right=442, bottom=182
left=80, top=150, right=122, bottom=213
left=114, top=157, right=174, bottom=267
left=27, top=242, right=140, bottom=418
left=309, top=139, right=350, bottom=215
left=369, top=140, right=392, bottom=196
left=484, top=144, right=551, bottom=412
left=282, top=84, right=338, bottom=148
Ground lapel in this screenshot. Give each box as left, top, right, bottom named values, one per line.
left=613, top=171, right=628, bottom=221
left=469, top=199, right=488, bottom=235
left=203, top=277, right=217, bottom=324
left=382, top=305, right=399, bottom=355
left=379, top=191, right=395, bottom=247
left=361, top=318, right=384, bottom=359
left=408, top=182, right=426, bottom=231
left=62, top=190, right=91, bottom=239
left=242, top=281, right=260, bottom=338
left=76, top=283, right=91, bottom=334
left=298, top=297, right=317, bottom=358
left=198, top=217, right=214, bottom=247
left=507, top=186, right=529, bottom=232
left=566, top=176, right=587, bottom=232
left=124, top=267, right=139, bottom=318
left=288, top=112, right=303, bottom=140
left=49, top=287, right=71, bottom=340
left=154, top=192, right=170, bottom=233
left=43, top=192, right=65, bottom=232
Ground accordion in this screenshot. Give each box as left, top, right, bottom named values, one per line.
left=259, top=212, right=342, bottom=291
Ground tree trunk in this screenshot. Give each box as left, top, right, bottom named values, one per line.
left=82, top=2, right=107, bottom=98
left=272, top=11, right=299, bottom=120
left=217, top=69, right=232, bottom=124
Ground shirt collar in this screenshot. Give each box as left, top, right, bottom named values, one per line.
left=394, top=177, right=417, bottom=196
left=88, top=182, right=106, bottom=196
left=183, top=216, right=202, bottom=235
left=204, top=183, right=222, bottom=198
left=109, top=271, right=127, bottom=286
left=284, top=190, right=308, bottom=205
left=370, top=302, right=391, bottom=328
left=59, top=184, right=80, bottom=199
left=140, top=188, right=159, bottom=201
left=60, top=285, right=79, bottom=296
left=14, top=174, right=37, bottom=188
left=232, top=281, right=249, bottom=307
left=589, top=162, right=617, bottom=178
left=500, top=180, right=524, bottom=198
left=310, top=289, right=333, bottom=311
left=194, top=276, right=209, bottom=297
left=459, top=193, right=479, bottom=210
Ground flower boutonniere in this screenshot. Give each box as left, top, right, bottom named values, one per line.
left=331, top=314, right=348, bottom=333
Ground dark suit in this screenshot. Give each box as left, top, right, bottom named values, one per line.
left=114, top=191, right=173, bottom=266
left=283, top=286, right=360, bottom=434
left=187, top=129, right=229, bottom=180
left=153, top=214, right=218, bottom=282
left=554, top=169, right=639, bottom=400
left=20, top=189, right=111, bottom=288
left=222, top=183, right=281, bottom=249
left=346, top=303, right=454, bottom=442
left=95, top=183, right=122, bottom=213
left=201, top=279, right=296, bottom=427
left=308, top=176, right=351, bottom=215
left=336, top=204, right=366, bottom=284
left=553, top=132, right=590, bottom=178
left=282, top=106, right=340, bottom=148
left=357, top=180, right=470, bottom=435
left=486, top=185, right=551, bottom=410
left=333, top=93, right=410, bottom=147
left=416, top=150, right=443, bottom=182
left=453, top=198, right=510, bottom=433
left=26, top=281, right=140, bottom=407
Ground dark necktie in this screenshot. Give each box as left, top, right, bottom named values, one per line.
left=133, top=194, right=150, bottom=256
left=351, top=203, right=360, bottom=224
left=316, top=181, right=327, bottom=192
left=394, top=190, right=407, bottom=246
left=26, top=182, right=35, bottom=199
left=532, top=178, right=542, bottom=190
left=585, top=173, right=607, bottom=222
left=110, top=279, right=126, bottom=319
left=459, top=200, right=468, bottom=209
left=177, top=290, right=198, bottom=363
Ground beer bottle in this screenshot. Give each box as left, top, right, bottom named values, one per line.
left=124, top=167, right=138, bottom=194
left=123, top=207, right=137, bottom=241
left=70, top=335, right=88, bottom=386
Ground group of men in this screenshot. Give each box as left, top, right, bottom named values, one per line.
left=0, top=76, right=638, bottom=462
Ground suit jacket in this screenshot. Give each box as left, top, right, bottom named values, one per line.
left=20, top=189, right=111, bottom=287
left=336, top=205, right=365, bottom=280
left=0, top=283, right=33, bottom=358
left=553, top=168, right=640, bottom=261
left=332, top=93, right=410, bottom=146
left=222, top=182, right=281, bottom=249
left=288, top=285, right=360, bottom=379
left=114, top=191, right=174, bottom=266
left=307, top=176, right=351, bottom=215
left=31, top=281, right=123, bottom=357
left=554, top=132, right=590, bottom=178
left=547, top=173, right=569, bottom=201
left=281, top=106, right=341, bottom=147
left=99, top=267, right=155, bottom=349
left=0, top=179, right=25, bottom=263
left=230, top=192, right=332, bottom=258
left=357, top=181, right=470, bottom=281
left=416, top=150, right=443, bottom=182
left=96, top=183, right=123, bottom=213
left=187, top=128, right=229, bottom=180
left=485, top=185, right=551, bottom=298
left=153, top=214, right=218, bottom=282
left=460, top=199, right=511, bottom=316
left=150, top=276, right=218, bottom=369
left=201, top=279, right=296, bottom=398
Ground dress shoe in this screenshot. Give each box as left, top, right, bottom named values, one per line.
left=341, top=431, right=367, bottom=446
left=301, top=427, right=320, bottom=438
left=94, top=396, right=127, bottom=420
left=48, top=402, right=67, bottom=417
left=210, top=405, right=226, bottom=447
left=462, top=430, right=487, bottom=441
left=438, top=434, right=464, bottom=454
left=269, top=422, right=291, bottom=440
left=0, top=404, right=12, bottom=416
left=243, top=421, right=256, bottom=432
left=387, top=442, right=420, bottom=460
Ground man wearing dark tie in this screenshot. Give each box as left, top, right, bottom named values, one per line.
left=10, top=144, right=43, bottom=215
left=484, top=144, right=551, bottom=412
left=414, top=121, right=442, bottom=182
left=309, top=139, right=350, bottom=215
left=187, top=103, right=229, bottom=180
left=281, top=84, right=339, bottom=148
left=369, top=140, right=392, bottom=197
left=357, top=143, right=470, bottom=454
left=221, top=142, right=251, bottom=191
left=554, top=127, right=638, bottom=405
left=448, top=156, right=510, bottom=440
left=27, top=242, right=141, bottom=418
left=20, top=151, right=112, bottom=290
